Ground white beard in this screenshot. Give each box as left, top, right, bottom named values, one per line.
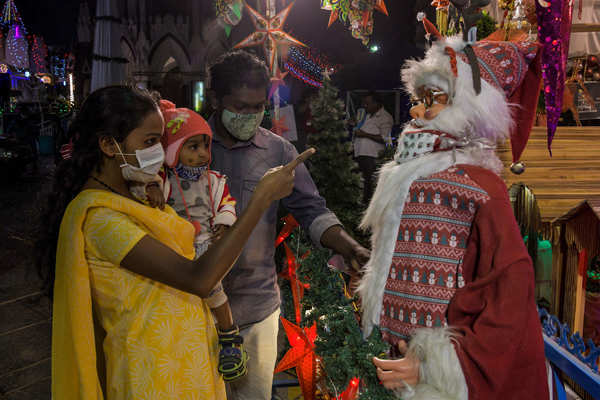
left=357, top=111, right=504, bottom=338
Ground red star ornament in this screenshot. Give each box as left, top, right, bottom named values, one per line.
left=375, top=0, right=389, bottom=16
left=269, top=69, right=288, bottom=100
left=271, top=115, right=289, bottom=136
left=274, top=318, right=318, bottom=400
left=233, top=1, right=306, bottom=72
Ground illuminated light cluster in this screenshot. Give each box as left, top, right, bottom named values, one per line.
left=1, top=0, right=23, bottom=28
left=30, top=35, right=48, bottom=74
left=284, top=46, right=338, bottom=87
left=284, top=61, right=323, bottom=88
left=69, top=73, right=74, bottom=104
left=6, top=23, right=28, bottom=69
left=2, top=0, right=29, bottom=69
left=51, top=54, right=67, bottom=83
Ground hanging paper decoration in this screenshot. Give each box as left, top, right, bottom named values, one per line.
left=215, top=0, right=243, bottom=37
left=431, top=0, right=450, bottom=35
left=284, top=46, right=339, bottom=88
left=234, top=1, right=306, bottom=72
left=536, top=0, right=573, bottom=153
left=274, top=318, right=317, bottom=400
left=30, top=35, right=48, bottom=74
left=322, top=0, right=388, bottom=45
left=321, top=0, right=333, bottom=10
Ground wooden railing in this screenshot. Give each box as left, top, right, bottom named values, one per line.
left=539, top=307, right=600, bottom=399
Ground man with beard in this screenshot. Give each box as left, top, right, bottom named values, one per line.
left=357, top=35, right=550, bottom=399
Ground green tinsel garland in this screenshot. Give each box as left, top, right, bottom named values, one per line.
left=297, top=248, right=392, bottom=399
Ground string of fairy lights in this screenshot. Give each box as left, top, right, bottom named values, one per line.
left=31, top=35, right=48, bottom=74
left=284, top=46, right=339, bottom=88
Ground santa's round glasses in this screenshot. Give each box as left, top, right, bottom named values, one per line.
left=410, top=89, right=449, bottom=109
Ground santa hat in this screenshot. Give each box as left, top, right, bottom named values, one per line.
left=159, top=100, right=213, bottom=168
left=402, top=36, right=542, bottom=163
left=417, top=12, right=442, bottom=42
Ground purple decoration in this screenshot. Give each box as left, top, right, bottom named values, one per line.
left=536, top=0, right=574, bottom=154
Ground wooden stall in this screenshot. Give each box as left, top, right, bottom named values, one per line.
left=552, top=200, right=600, bottom=331
left=497, top=126, right=600, bottom=222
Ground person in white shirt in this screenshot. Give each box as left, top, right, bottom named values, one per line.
left=353, top=91, right=394, bottom=203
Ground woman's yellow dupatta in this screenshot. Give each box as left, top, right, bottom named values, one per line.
left=51, top=190, right=195, bottom=400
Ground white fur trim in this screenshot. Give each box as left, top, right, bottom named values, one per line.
left=401, top=328, right=468, bottom=400
left=421, top=74, right=450, bottom=94
left=401, top=36, right=513, bottom=144
left=358, top=147, right=501, bottom=338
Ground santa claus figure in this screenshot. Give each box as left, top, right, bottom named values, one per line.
left=357, top=31, right=548, bottom=399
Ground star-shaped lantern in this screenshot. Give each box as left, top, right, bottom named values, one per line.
left=275, top=318, right=317, bottom=400
left=234, top=1, right=306, bottom=72
left=326, top=0, right=388, bottom=28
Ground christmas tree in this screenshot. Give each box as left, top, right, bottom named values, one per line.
left=297, top=248, right=391, bottom=399
left=307, top=73, right=363, bottom=238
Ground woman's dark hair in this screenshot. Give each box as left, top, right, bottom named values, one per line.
left=37, top=85, right=158, bottom=296
left=208, top=50, right=270, bottom=100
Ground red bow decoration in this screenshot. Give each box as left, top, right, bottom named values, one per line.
left=275, top=318, right=317, bottom=400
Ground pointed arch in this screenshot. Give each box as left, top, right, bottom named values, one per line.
left=149, top=34, right=190, bottom=72
left=120, top=37, right=136, bottom=63
left=121, top=36, right=136, bottom=80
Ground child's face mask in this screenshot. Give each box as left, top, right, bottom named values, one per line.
left=113, top=139, right=164, bottom=183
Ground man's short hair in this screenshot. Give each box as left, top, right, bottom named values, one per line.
left=365, top=91, right=383, bottom=105
left=208, top=50, right=270, bottom=100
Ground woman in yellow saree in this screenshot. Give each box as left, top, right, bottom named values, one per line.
left=38, top=86, right=314, bottom=399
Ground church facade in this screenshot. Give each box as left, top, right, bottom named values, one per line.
left=75, top=0, right=231, bottom=108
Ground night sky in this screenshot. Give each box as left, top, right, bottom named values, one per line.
left=18, top=0, right=85, bottom=47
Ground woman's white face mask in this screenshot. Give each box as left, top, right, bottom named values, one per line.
left=113, top=139, right=164, bottom=183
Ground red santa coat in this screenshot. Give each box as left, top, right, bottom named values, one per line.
left=378, top=164, right=548, bottom=399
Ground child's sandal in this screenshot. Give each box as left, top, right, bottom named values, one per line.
left=217, top=326, right=249, bottom=382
